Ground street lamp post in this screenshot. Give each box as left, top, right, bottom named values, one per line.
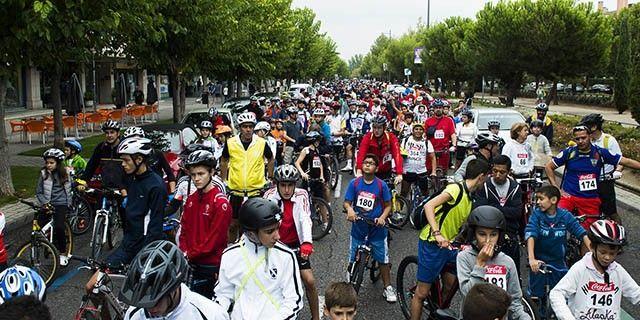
left=427, top=0, right=431, bottom=28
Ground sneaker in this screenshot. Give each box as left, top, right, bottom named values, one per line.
left=340, top=164, right=353, bottom=172
left=59, top=255, right=69, bottom=267
left=383, top=285, right=397, bottom=303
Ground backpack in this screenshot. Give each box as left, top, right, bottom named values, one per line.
left=411, top=182, right=465, bottom=231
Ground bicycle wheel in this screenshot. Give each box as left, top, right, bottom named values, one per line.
left=107, top=212, right=123, bottom=250
left=521, top=295, right=540, bottom=320
left=15, top=238, right=59, bottom=285
left=91, top=215, right=106, bottom=260
left=388, top=195, right=410, bottom=228
left=310, top=197, right=333, bottom=240
left=397, top=255, right=438, bottom=319
left=74, top=305, right=101, bottom=320
left=329, top=157, right=339, bottom=190
left=42, top=221, right=74, bottom=256
left=369, top=260, right=381, bottom=283
left=70, top=195, right=94, bottom=235
left=350, top=251, right=368, bottom=293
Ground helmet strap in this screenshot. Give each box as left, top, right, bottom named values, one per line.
left=592, top=248, right=611, bottom=284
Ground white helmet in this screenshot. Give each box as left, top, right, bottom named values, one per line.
left=118, top=137, right=153, bottom=156
left=237, top=112, right=257, bottom=125
left=255, top=121, right=271, bottom=132
left=42, top=148, right=65, bottom=161
left=199, top=120, right=213, bottom=129
left=123, top=126, right=145, bottom=138
left=312, top=108, right=325, bottom=116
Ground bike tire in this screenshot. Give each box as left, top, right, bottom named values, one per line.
left=369, top=260, right=381, bottom=283
left=521, top=295, right=541, bottom=320
left=42, top=221, right=74, bottom=257
left=107, top=212, right=123, bottom=250
left=310, top=197, right=333, bottom=240
left=329, top=157, right=339, bottom=190
left=15, top=238, right=59, bottom=285
left=388, top=195, right=410, bottom=228
left=91, top=215, right=106, bottom=260
left=397, top=255, right=440, bottom=319
left=70, top=195, right=94, bottom=235
left=350, top=251, right=368, bottom=293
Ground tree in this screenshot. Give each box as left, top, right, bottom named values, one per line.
left=360, top=34, right=392, bottom=79
left=613, top=6, right=639, bottom=115
left=348, top=54, right=364, bottom=77
left=619, top=6, right=640, bottom=122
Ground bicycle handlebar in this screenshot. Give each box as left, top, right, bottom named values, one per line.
left=70, top=255, right=127, bottom=273
left=355, top=215, right=402, bottom=231
left=538, top=263, right=568, bottom=274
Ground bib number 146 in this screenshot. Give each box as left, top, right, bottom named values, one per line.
left=590, top=294, right=613, bottom=307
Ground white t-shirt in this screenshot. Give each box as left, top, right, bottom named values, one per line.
left=455, top=122, right=478, bottom=148
left=124, top=284, right=229, bottom=320
left=326, top=114, right=344, bottom=143
left=402, top=136, right=435, bottom=174
left=502, top=139, right=535, bottom=175
left=175, top=175, right=226, bottom=204
left=593, top=133, right=622, bottom=177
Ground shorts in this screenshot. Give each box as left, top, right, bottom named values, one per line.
left=302, top=180, right=325, bottom=198
left=558, top=194, right=601, bottom=229
left=229, top=194, right=262, bottom=219
left=598, top=179, right=617, bottom=216
left=455, top=147, right=467, bottom=160
left=416, top=240, right=458, bottom=284
left=404, top=172, right=430, bottom=193
left=349, top=236, right=389, bottom=264
left=527, top=264, right=567, bottom=298
left=428, top=150, right=450, bottom=171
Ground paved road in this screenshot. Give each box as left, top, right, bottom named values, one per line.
left=5, top=176, right=640, bottom=319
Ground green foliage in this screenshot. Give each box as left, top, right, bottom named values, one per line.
left=0, top=166, right=42, bottom=207
left=613, top=5, right=640, bottom=119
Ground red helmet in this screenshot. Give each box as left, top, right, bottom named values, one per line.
left=589, top=220, right=626, bottom=247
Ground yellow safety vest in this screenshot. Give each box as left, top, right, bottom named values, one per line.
left=227, top=135, right=267, bottom=193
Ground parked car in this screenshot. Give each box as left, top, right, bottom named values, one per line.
left=472, top=108, right=527, bottom=141
left=221, top=96, right=251, bottom=109
left=181, top=107, right=237, bottom=135
left=563, top=84, right=585, bottom=93
left=589, top=84, right=612, bottom=94
left=289, top=83, right=316, bottom=97
left=142, top=123, right=201, bottom=181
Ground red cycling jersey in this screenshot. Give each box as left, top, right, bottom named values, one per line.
left=179, top=186, right=232, bottom=266
left=356, top=131, right=403, bottom=175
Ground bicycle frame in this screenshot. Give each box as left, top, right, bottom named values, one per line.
left=73, top=256, right=128, bottom=320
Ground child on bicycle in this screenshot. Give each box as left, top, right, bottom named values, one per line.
left=400, top=123, right=436, bottom=198
left=550, top=220, right=640, bottom=320
left=343, top=153, right=397, bottom=303
left=36, top=148, right=72, bottom=266
left=295, top=131, right=331, bottom=206
left=63, top=140, right=86, bottom=176
left=324, top=282, right=358, bottom=320
left=410, top=158, right=489, bottom=320
left=462, top=283, right=511, bottom=320
left=457, top=206, right=531, bottom=320
left=525, top=185, right=590, bottom=313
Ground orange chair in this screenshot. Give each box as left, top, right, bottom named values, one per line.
left=84, top=112, right=107, bottom=132
left=108, top=109, right=124, bottom=122
left=96, top=108, right=112, bottom=117
left=128, top=106, right=146, bottom=125
left=44, top=119, right=54, bottom=133
left=62, top=116, right=77, bottom=137
left=24, top=120, right=47, bottom=144
left=9, top=120, right=25, bottom=142
left=151, top=103, right=159, bottom=121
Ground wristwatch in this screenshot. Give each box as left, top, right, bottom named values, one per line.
left=433, top=230, right=441, bottom=236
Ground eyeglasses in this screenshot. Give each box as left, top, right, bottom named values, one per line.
left=362, top=160, right=377, bottom=166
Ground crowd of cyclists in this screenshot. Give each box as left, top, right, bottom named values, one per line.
left=0, top=79, right=639, bottom=320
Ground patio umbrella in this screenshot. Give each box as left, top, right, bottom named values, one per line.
left=115, top=73, right=127, bottom=126
left=68, top=73, right=84, bottom=138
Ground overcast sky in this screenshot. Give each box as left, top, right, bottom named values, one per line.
left=292, top=0, right=639, bottom=60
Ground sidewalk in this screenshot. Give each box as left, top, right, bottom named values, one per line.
left=476, top=94, right=638, bottom=127
left=2, top=98, right=207, bottom=233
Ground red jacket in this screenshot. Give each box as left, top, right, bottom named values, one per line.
left=356, top=131, right=403, bottom=175
left=179, top=186, right=232, bottom=266
left=0, top=211, right=6, bottom=264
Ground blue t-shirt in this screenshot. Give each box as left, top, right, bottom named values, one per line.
left=345, top=177, right=392, bottom=241
left=552, top=145, right=621, bottom=198
left=524, top=207, right=586, bottom=267
left=320, top=122, right=331, bottom=142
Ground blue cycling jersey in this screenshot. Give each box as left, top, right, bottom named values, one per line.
left=552, top=145, right=620, bottom=198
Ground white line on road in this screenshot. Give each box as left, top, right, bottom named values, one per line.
left=334, top=175, right=342, bottom=199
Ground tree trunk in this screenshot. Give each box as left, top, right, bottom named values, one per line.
left=505, top=78, right=520, bottom=107
left=169, top=70, right=182, bottom=123
left=51, top=69, right=64, bottom=148
left=0, top=77, right=15, bottom=196
left=235, top=77, right=242, bottom=98
left=489, top=79, right=495, bottom=96
left=179, top=81, right=186, bottom=120
left=545, top=80, right=558, bottom=106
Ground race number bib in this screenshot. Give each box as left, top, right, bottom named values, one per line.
left=517, top=153, right=528, bottom=166
left=353, top=118, right=364, bottom=130
left=312, top=156, right=322, bottom=168
left=579, top=174, right=598, bottom=191
left=383, top=153, right=392, bottom=164
left=356, top=191, right=376, bottom=211
left=434, top=129, right=445, bottom=139
left=484, top=265, right=507, bottom=290
left=579, top=281, right=618, bottom=318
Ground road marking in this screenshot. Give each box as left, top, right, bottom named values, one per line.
left=318, top=295, right=326, bottom=317
left=334, top=175, right=342, bottom=198
left=46, top=266, right=82, bottom=293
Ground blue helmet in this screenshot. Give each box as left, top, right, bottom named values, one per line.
left=64, top=140, right=82, bottom=153
left=0, top=266, right=46, bottom=304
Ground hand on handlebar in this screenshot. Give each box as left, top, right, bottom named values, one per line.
left=613, top=171, right=623, bottom=180
left=301, top=172, right=310, bottom=181
left=529, top=258, right=544, bottom=273
left=374, top=217, right=386, bottom=227
left=346, top=208, right=357, bottom=222
left=394, top=174, right=403, bottom=185
left=435, top=234, right=450, bottom=249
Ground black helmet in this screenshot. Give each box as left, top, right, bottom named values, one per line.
left=461, top=110, right=473, bottom=120
left=239, top=198, right=282, bottom=232
left=119, top=240, right=187, bottom=308
left=180, top=143, right=208, bottom=157
left=580, top=113, right=604, bottom=129
left=101, top=120, right=121, bottom=132
left=274, top=164, right=300, bottom=183
left=184, top=150, right=216, bottom=169
left=487, top=120, right=501, bottom=129
left=535, top=103, right=549, bottom=112
left=475, top=132, right=502, bottom=148
left=305, top=131, right=321, bottom=143
left=467, top=206, right=506, bottom=231
left=372, top=115, right=387, bottom=127
left=530, top=120, right=544, bottom=128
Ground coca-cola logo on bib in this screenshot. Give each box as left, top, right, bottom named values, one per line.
left=485, top=265, right=507, bottom=274
left=517, top=153, right=528, bottom=158
left=587, top=281, right=615, bottom=293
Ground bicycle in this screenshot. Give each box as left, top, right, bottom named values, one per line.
left=382, top=177, right=410, bottom=229
left=396, top=246, right=538, bottom=320
left=515, top=175, right=545, bottom=229
left=68, top=183, right=95, bottom=236
left=566, top=213, right=606, bottom=267
left=71, top=255, right=128, bottom=320
left=527, top=263, right=568, bottom=319
left=347, top=216, right=399, bottom=293
left=303, top=178, right=333, bottom=240
left=13, top=199, right=74, bottom=285
left=86, top=188, right=123, bottom=260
